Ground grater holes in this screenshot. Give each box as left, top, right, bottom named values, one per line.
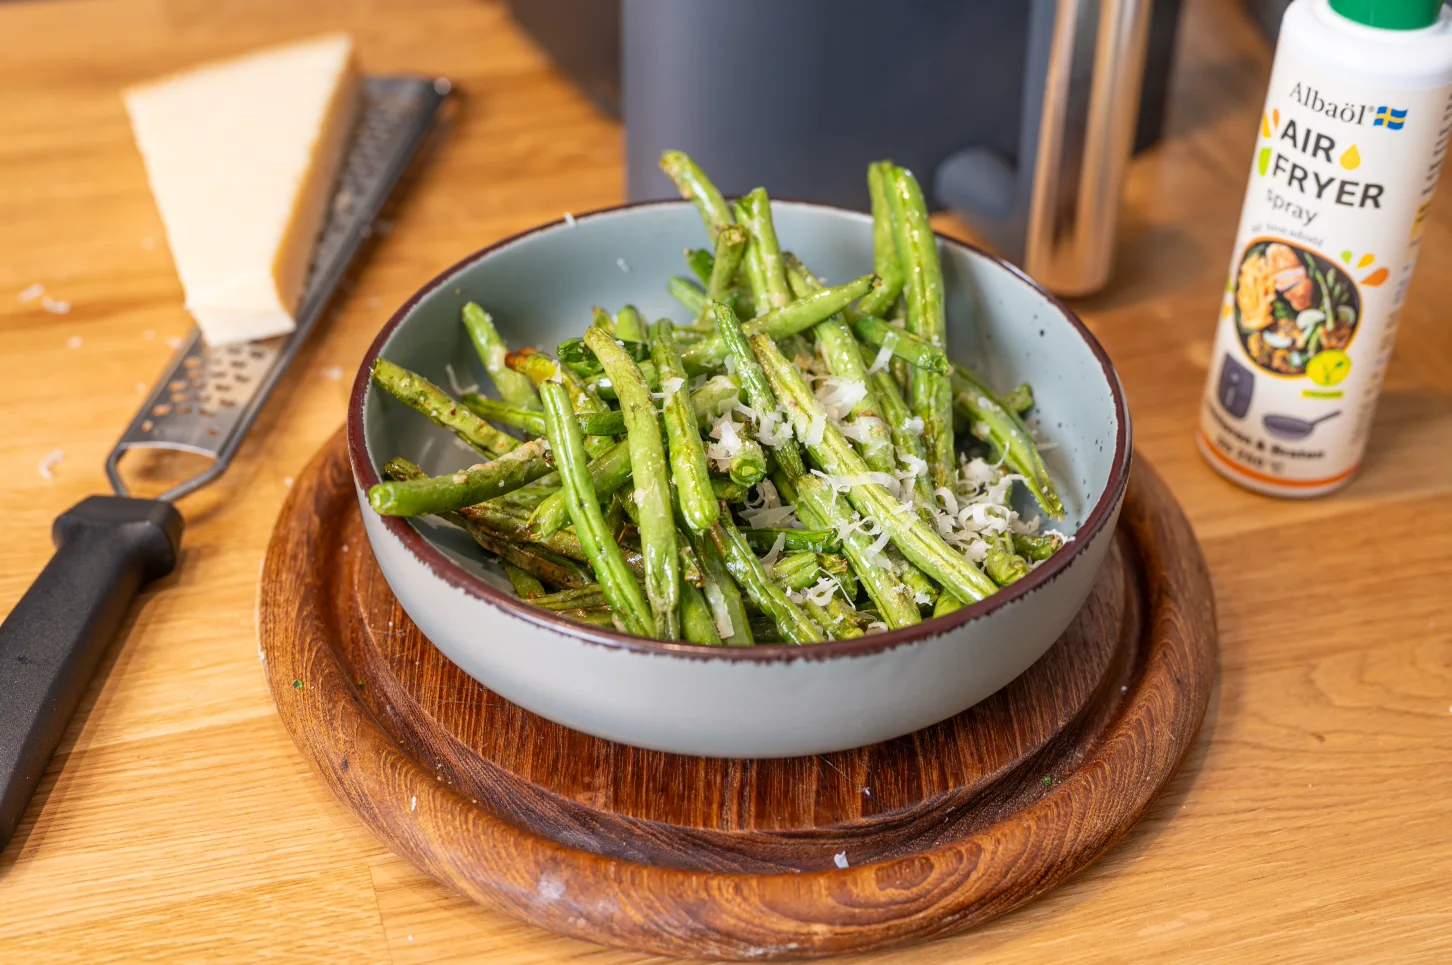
left=170, top=391, right=188, bottom=403
left=169, top=379, right=187, bottom=391
left=141, top=419, right=153, bottom=432
left=233, top=373, right=250, bottom=383
left=174, top=403, right=192, bottom=415
left=152, top=403, right=171, bottom=416
left=218, top=397, right=236, bottom=407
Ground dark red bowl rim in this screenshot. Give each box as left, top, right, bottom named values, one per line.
left=347, top=198, right=1132, bottom=664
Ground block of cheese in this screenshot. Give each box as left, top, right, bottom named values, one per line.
left=124, top=34, right=360, bottom=345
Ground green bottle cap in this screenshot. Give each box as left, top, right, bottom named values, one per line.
left=1329, top=0, right=1444, bottom=30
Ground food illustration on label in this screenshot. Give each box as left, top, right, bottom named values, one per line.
left=1233, top=238, right=1359, bottom=377
left=1216, top=354, right=1255, bottom=419
left=1262, top=410, right=1340, bottom=440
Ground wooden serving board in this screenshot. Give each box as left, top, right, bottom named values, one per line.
left=258, top=430, right=1216, bottom=960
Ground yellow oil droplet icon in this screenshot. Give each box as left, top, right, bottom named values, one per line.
left=1261, top=114, right=1272, bottom=138
left=1340, top=144, right=1361, bottom=170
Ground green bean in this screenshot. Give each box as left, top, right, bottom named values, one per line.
left=505, top=565, right=546, bottom=600
left=857, top=161, right=905, bottom=318
left=693, top=374, right=740, bottom=425
left=462, top=302, right=541, bottom=411
left=668, top=276, right=709, bottom=318
left=697, top=224, right=748, bottom=328
left=741, top=528, right=841, bottom=555
left=781, top=256, right=895, bottom=474
left=370, top=358, right=519, bottom=457
left=381, top=458, right=590, bottom=589
left=707, top=515, right=824, bottom=644
left=804, top=599, right=865, bottom=640
left=685, top=527, right=753, bottom=645
left=728, top=438, right=768, bottom=488
left=771, top=551, right=821, bottom=591
left=659, top=150, right=733, bottom=240
left=461, top=393, right=625, bottom=438
left=558, top=333, right=650, bottom=377
left=952, top=366, right=1065, bottom=518
left=538, top=381, right=653, bottom=636
left=732, top=199, right=771, bottom=316
left=1013, top=530, right=1063, bottom=561
left=505, top=349, right=616, bottom=460
left=900, top=566, right=939, bottom=608
left=884, top=165, right=954, bottom=490
left=736, top=188, right=792, bottom=310
left=816, top=552, right=859, bottom=602
left=985, top=534, right=1031, bottom=586
left=527, top=439, right=632, bottom=539
left=493, top=481, right=558, bottom=511
left=680, top=274, right=875, bottom=373
left=368, top=438, right=553, bottom=517
left=709, top=300, right=807, bottom=479
left=850, top=314, right=950, bottom=374
left=711, top=475, right=749, bottom=503
left=1001, top=382, right=1035, bottom=415
left=649, top=319, right=718, bottom=533
left=932, top=594, right=964, bottom=619
left=773, top=470, right=921, bottom=630
left=614, top=304, right=646, bottom=343
left=862, top=346, right=937, bottom=515
left=680, top=582, right=725, bottom=645
left=585, top=326, right=680, bottom=639
left=530, top=584, right=608, bottom=611
left=585, top=360, right=660, bottom=399
left=685, top=248, right=714, bottom=286
left=557, top=606, right=618, bottom=629
left=754, top=333, right=998, bottom=605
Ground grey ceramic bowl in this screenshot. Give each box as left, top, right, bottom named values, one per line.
left=348, top=200, right=1130, bottom=759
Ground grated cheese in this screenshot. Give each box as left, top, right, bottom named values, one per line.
left=760, top=534, right=787, bottom=572
left=650, top=376, right=684, bottom=401
left=703, top=581, right=735, bottom=638
left=37, top=449, right=63, bottom=480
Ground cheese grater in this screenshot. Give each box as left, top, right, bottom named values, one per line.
left=0, top=75, right=452, bottom=850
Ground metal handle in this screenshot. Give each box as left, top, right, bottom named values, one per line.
left=1023, top=0, right=1154, bottom=295
left=0, top=497, right=182, bottom=850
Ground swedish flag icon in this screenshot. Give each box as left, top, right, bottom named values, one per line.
left=1373, top=106, right=1408, bottom=130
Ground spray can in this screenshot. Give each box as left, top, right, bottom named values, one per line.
left=1198, top=0, right=1452, bottom=496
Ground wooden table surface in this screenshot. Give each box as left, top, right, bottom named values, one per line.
left=1, top=0, right=1448, bottom=961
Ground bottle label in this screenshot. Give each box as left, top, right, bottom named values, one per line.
left=1199, top=43, right=1452, bottom=491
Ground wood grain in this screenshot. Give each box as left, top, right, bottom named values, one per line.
left=257, top=430, right=1214, bottom=959
left=1, top=0, right=1450, bottom=962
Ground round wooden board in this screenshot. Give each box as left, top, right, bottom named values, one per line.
left=258, top=430, right=1216, bottom=960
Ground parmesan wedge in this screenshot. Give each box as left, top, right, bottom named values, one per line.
left=124, top=34, right=360, bottom=345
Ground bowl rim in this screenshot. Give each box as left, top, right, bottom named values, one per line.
left=347, top=198, right=1132, bottom=664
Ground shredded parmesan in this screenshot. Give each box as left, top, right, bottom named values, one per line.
left=760, top=534, right=787, bottom=572
left=802, top=411, right=826, bottom=446
left=37, top=449, right=62, bottom=480
left=615, top=256, right=631, bottom=274
left=866, top=342, right=894, bottom=375
left=18, top=283, right=44, bottom=302
left=443, top=362, right=478, bottom=396
left=650, top=376, right=684, bottom=401
left=740, top=504, right=799, bottom=529
left=704, top=582, right=735, bottom=638
left=563, top=211, right=576, bottom=226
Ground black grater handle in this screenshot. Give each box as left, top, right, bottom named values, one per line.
left=0, top=496, right=183, bottom=850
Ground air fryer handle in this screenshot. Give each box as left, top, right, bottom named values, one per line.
left=0, top=496, right=183, bottom=850
left=936, top=0, right=1154, bottom=296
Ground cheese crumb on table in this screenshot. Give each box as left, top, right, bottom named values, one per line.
left=37, top=449, right=63, bottom=480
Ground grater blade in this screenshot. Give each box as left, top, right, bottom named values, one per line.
left=105, top=75, right=452, bottom=503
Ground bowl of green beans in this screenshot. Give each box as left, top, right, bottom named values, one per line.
left=347, top=153, right=1131, bottom=758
